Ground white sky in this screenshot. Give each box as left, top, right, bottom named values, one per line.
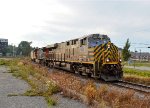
left=0, top=0, right=150, bottom=52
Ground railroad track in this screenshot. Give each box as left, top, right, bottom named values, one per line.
left=113, top=80, right=150, bottom=93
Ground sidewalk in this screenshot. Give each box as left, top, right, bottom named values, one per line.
left=0, top=66, right=48, bottom=108
left=124, top=65, right=150, bottom=71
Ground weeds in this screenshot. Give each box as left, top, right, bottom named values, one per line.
left=84, top=81, right=97, bottom=105
left=97, top=84, right=108, bottom=99
left=47, top=68, right=150, bottom=108
left=45, top=97, right=57, bottom=106
left=0, top=59, right=10, bottom=65
left=7, top=94, right=19, bottom=97
left=5, top=59, right=59, bottom=107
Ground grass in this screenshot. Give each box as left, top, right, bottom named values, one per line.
left=4, top=58, right=59, bottom=107
left=0, top=59, right=11, bottom=65
left=123, top=75, right=150, bottom=85
left=123, top=67, right=150, bottom=77
left=123, top=67, right=150, bottom=85
left=45, top=97, right=57, bottom=106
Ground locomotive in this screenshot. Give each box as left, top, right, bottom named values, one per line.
left=31, top=34, right=123, bottom=81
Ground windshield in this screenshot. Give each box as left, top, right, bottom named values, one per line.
left=88, top=34, right=110, bottom=48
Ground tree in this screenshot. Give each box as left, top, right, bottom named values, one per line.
left=1, top=47, right=8, bottom=56
left=1, top=45, right=14, bottom=56
left=17, top=41, right=32, bottom=56
left=122, top=38, right=131, bottom=61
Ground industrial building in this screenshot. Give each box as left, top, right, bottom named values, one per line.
left=0, top=38, right=8, bottom=55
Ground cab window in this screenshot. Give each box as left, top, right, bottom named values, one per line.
left=80, top=38, right=87, bottom=46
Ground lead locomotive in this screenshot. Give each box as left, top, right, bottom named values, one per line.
left=31, top=34, right=123, bottom=81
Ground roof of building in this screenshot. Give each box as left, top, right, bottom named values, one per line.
left=0, top=38, right=8, bottom=40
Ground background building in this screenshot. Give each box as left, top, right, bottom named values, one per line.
left=0, top=38, right=8, bottom=55
left=130, top=52, right=150, bottom=61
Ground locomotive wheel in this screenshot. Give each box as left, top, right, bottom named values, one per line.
left=50, top=63, right=54, bottom=68
left=70, top=64, right=75, bottom=73
left=86, top=73, right=91, bottom=78
left=78, top=71, right=82, bottom=75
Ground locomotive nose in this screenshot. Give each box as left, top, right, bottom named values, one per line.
left=103, top=42, right=119, bottom=64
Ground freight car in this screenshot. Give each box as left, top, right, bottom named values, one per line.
left=31, top=34, right=123, bottom=81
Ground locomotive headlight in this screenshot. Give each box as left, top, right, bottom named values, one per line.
left=120, top=59, right=122, bottom=62
left=106, top=58, right=109, bottom=62
left=108, top=45, right=110, bottom=49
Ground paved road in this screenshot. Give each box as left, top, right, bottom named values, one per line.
left=124, top=66, right=150, bottom=71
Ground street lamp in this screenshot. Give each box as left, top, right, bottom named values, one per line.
left=134, top=49, right=138, bottom=69
left=11, top=43, right=16, bottom=57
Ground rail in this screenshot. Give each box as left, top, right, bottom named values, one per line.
left=113, top=80, right=150, bottom=93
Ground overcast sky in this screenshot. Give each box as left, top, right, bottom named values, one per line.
left=0, top=0, right=150, bottom=52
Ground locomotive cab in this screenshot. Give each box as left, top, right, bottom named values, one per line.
left=88, top=34, right=110, bottom=48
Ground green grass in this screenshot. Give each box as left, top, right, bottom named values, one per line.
left=45, top=97, right=57, bottom=106
left=0, top=59, right=10, bottom=65
left=123, top=67, right=150, bottom=85
left=123, top=67, right=150, bottom=77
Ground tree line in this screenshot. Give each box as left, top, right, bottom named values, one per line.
left=2, top=41, right=33, bottom=56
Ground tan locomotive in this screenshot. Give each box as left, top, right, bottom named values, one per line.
left=31, top=34, right=123, bottom=81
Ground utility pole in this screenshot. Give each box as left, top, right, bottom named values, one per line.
left=11, top=43, right=14, bottom=57
left=140, top=49, right=141, bottom=62
left=134, top=48, right=137, bottom=69
left=13, top=45, right=14, bottom=57
left=148, top=47, right=150, bottom=62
